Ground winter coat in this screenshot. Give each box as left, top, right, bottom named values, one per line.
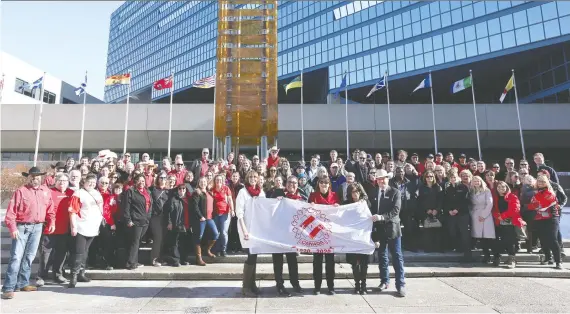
left=519, top=184, right=538, bottom=222
left=443, top=182, right=470, bottom=216
left=470, top=189, right=495, bottom=239
left=528, top=188, right=559, bottom=221
left=492, top=192, right=524, bottom=227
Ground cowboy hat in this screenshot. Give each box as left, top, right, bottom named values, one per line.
left=51, top=161, right=66, bottom=169
left=22, top=167, right=46, bottom=177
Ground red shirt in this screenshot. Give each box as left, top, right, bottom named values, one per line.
left=100, top=189, right=117, bottom=226
left=309, top=191, right=339, bottom=205
left=200, top=158, right=209, bottom=177
left=528, top=188, right=559, bottom=220
left=139, top=188, right=151, bottom=213
left=267, top=155, right=280, bottom=170
left=144, top=173, right=155, bottom=187
left=212, top=186, right=232, bottom=215
left=206, top=192, right=214, bottom=219
left=43, top=175, right=55, bottom=187
left=48, top=187, right=73, bottom=235
left=182, top=197, right=190, bottom=229
left=169, top=169, right=188, bottom=186
left=5, top=184, right=55, bottom=233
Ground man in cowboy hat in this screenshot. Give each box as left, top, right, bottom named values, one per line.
left=266, top=146, right=280, bottom=171
left=2, top=167, right=56, bottom=300
left=43, top=162, right=66, bottom=187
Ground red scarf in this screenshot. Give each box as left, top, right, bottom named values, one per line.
left=285, top=192, right=303, bottom=200
left=246, top=184, right=261, bottom=197
left=137, top=187, right=151, bottom=213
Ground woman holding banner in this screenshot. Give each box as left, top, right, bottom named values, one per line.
left=344, top=182, right=378, bottom=295
left=236, top=170, right=266, bottom=297
left=308, top=176, right=340, bottom=295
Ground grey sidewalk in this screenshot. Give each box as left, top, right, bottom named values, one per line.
left=3, top=278, right=570, bottom=313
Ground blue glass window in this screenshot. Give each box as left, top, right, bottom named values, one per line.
left=513, top=10, right=528, bottom=28
left=430, top=2, right=440, bottom=15
left=559, top=2, right=570, bottom=17
left=466, top=40, right=478, bottom=57
left=454, top=28, right=465, bottom=44
left=489, top=34, right=503, bottom=52
left=443, top=31, right=454, bottom=47
left=452, top=9, right=463, bottom=24
left=434, top=49, right=445, bottom=65
left=394, top=14, right=402, bottom=28
left=363, top=25, right=370, bottom=38
left=378, top=33, right=386, bottom=46
left=473, top=1, right=486, bottom=18
left=412, top=22, right=422, bottom=36
left=395, top=28, right=403, bottom=41
left=388, top=48, right=396, bottom=62
left=411, top=8, right=420, bottom=22
left=529, top=23, right=545, bottom=41
left=422, top=19, right=431, bottom=33
left=488, top=18, right=500, bottom=35
left=371, top=53, right=379, bottom=66
left=424, top=51, right=434, bottom=67
left=431, top=16, right=441, bottom=30
left=396, top=46, right=405, bottom=59
left=527, top=7, right=543, bottom=25
left=363, top=38, right=371, bottom=50
left=402, top=11, right=411, bottom=25
left=561, top=16, right=570, bottom=35
left=444, top=46, right=455, bottom=62
left=477, top=38, right=490, bottom=54
left=388, top=62, right=397, bottom=76
left=485, top=1, right=498, bottom=14
left=465, top=25, right=476, bottom=41
left=501, top=14, right=514, bottom=31
left=405, top=43, right=413, bottom=57
left=502, top=31, right=516, bottom=48
left=423, top=37, right=433, bottom=52
left=433, top=34, right=443, bottom=49
left=386, top=17, right=394, bottom=30
left=379, top=50, right=387, bottom=64
left=421, top=5, right=430, bottom=20
left=386, top=30, right=395, bottom=44
left=463, top=5, right=474, bottom=21
left=370, top=24, right=378, bottom=36
left=406, top=57, right=415, bottom=71
left=450, top=1, right=461, bottom=10
left=498, top=1, right=512, bottom=10
left=441, top=12, right=452, bottom=27
left=364, top=68, right=372, bottom=82
left=397, top=59, right=406, bottom=73
left=544, top=19, right=561, bottom=38
left=541, top=2, right=558, bottom=21
left=378, top=20, right=385, bottom=33
left=515, top=27, right=530, bottom=45
left=440, top=1, right=450, bottom=13
left=414, top=40, right=423, bottom=54
left=455, top=43, right=466, bottom=60
left=404, top=25, right=412, bottom=38
left=415, top=55, right=424, bottom=69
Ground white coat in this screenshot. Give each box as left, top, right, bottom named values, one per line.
left=469, top=189, right=495, bottom=239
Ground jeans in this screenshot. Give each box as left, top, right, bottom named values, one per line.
left=378, top=236, right=406, bottom=290
left=213, top=214, right=231, bottom=253
left=38, top=234, right=69, bottom=278
left=2, top=223, right=43, bottom=292
left=192, top=219, right=219, bottom=245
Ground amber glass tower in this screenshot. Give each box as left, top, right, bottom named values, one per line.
left=215, top=0, right=278, bottom=156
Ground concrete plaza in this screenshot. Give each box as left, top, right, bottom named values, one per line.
left=2, top=278, right=570, bottom=313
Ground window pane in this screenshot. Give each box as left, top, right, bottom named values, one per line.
left=501, top=14, right=514, bottom=31
left=444, top=46, right=455, bottom=62
left=476, top=22, right=488, bottom=38
left=513, top=10, right=528, bottom=28
left=541, top=2, right=558, bottom=21
left=423, top=37, right=433, bottom=51
left=424, top=51, right=434, bottom=67
left=502, top=30, right=516, bottom=48
left=406, top=57, right=415, bottom=71
left=434, top=49, right=444, bottom=65
left=488, top=18, right=500, bottom=35
left=441, top=12, right=452, bottom=27
left=485, top=1, right=498, bottom=13
left=455, top=43, right=466, bottom=60
left=544, top=19, right=561, bottom=38
left=477, top=37, right=490, bottom=54
left=561, top=16, right=570, bottom=35
left=466, top=40, right=478, bottom=57
left=465, top=25, right=476, bottom=41
left=443, top=31, right=454, bottom=47
left=433, top=34, right=443, bottom=49
left=489, top=34, right=503, bottom=51
left=431, top=15, right=441, bottom=30
left=527, top=7, right=542, bottom=25
left=414, top=40, right=423, bottom=54
left=529, top=23, right=545, bottom=42
left=474, top=1, right=486, bottom=18
left=515, top=27, right=530, bottom=45
left=415, top=54, right=424, bottom=69
left=559, top=1, right=570, bottom=17
left=451, top=9, right=463, bottom=24
left=454, top=28, right=465, bottom=44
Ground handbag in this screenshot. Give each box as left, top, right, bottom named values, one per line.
left=500, top=218, right=513, bottom=226
left=424, top=217, right=442, bottom=228
left=515, top=225, right=527, bottom=240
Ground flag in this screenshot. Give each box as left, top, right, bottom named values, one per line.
left=75, top=73, right=87, bottom=96
left=192, top=75, right=215, bottom=89
left=366, top=74, right=386, bottom=98
left=283, top=76, right=302, bottom=94
left=450, top=76, right=472, bottom=94
left=153, top=76, right=173, bottom=90
left=20, top=76, right=43, bottom=91
left=335, top=73, right=347, bottom=99
left=105, top=73, right=131, bottom=86
left=499, top=75, right=514, bottom=103
left=412, top=75, right=431, bottom=93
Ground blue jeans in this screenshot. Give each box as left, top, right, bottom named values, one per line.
left=192, top=219, right=219, bottom=245
left=213, top=214, right=231, bottom=253
left=2, top=223, right=43, bottom=292
left=377, top=236, right=406, bottom=289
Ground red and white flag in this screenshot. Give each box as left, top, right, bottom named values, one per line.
left=153, top=76, right=173, bottom=90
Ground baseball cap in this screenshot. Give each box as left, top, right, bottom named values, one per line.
left=382, top=152, right=390, bottom=157
left=435, top=152, right=443, bottom=157
left=330, top=163, right=339, bottom=168
left=459, top=153, right=467, bottom=158
left=411, top=153, right=419, bottom=157
left=426, top=154, right=434, bottom=159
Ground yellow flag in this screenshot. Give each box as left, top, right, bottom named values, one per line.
left=499, top=75, right=514, bottom=103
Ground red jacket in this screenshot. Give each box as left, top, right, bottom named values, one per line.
left=528, top=188, right=559, bottom=220
left=48, top=187, right=73, bottom=235
left=100, top=189, right=118, bottom=226
left=492, top=192, right=524, bottom=227
left=455, top=163, right=469, bottom=173
left=266, top=155, right=280, bottom=170
left=169, top=169, right=188, bottom=186
left=43, top=175, right=55, bottom=187
left=309, top=191, right=339, bottom=205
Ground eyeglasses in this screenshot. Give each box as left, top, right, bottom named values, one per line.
left=112, top=176, right=118, bottom=179
left=159, top=176, right=167, bottom=179
left=493, top=166, right=500, bottom=169
left=100, top=182, right=109, bottom=185
left=57, top=179, right=69, bottom=183
left=319, top=182, right=330, bottom=185
left=287, top=181, right=298, bottom=184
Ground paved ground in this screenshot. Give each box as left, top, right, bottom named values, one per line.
left=2, top=278, right=570, bottom=313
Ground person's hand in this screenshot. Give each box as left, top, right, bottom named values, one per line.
left=333, top=203, right=339, bottom=207
left=127, top=222, right=134, bottom=228
left=498, top=216, right=503, bottom=221
left=276, top=196, right=283, bottom=200
left=478, top=216, right=485, bottom=222
left=167, top=223, right=172, bottom=230
left=10, top=230, right=19, bottom=239
left=310, top=202, right=315, bottom=205
left=71, top=227, right=78, bottom=236
left=230, top=210, right=236, bottom=218
left=47, top=224, right=56, bottom=234
left=244, top=231, right=249, bottom=240
left=453, top=210, right=459, bottom=215
left=200, top=217, right=206, bottom=222
left=374, top=242, right=380, bottom=248
left=111, top=225, right=116, bottom=231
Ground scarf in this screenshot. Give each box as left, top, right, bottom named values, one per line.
left=285, top=192, right=303, bottom=200
left=212, top=186, right=227, bottom=203
left=246, top=184, right=261, bottom=197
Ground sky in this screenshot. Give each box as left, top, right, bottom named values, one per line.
left=1, top=1, right=123, bottom=100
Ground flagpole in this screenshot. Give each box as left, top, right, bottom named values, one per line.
left=429, top=70, right=438, bottom=154
left=211, top=77, right=217, bottom=159
left=300, top=69, right=305, bottom=162
left=468, top=70, right=482, bottom=160
left=168, top=71, right=174, bottom=157
left=385, top=71, right=394, bottom=159
left=512, top=69, right=525, bottom=160
left=123, top=70, right=132, bottom=155
left=0, top=73, right=5, bottom=104
left=79, top=70, right=88, bottom=159
left=344, top=73, right=349, bottom=160
left=33, top=72, right=47, bottom=166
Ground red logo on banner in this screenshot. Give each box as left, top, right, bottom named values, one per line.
left=291, top=207, right=332, bottom=248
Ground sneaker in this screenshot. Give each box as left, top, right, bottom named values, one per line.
left=1, top=291, right=14, bottom=299
left=153, top=260, right=162, bottom=267
left=180, top=261, right=189, bottom=266
left=172, top=262, right=181, bottom=267
left=136, top=263, right=144, bottom=268
left=555, top=263, right=563, bottom=270
left=105, top=266, right=114, bottom=271
left=397, top=287, right=407, bottom=297
left=53, top=275, right=69, bottom=284
left=378, top=282, right=389, bottom=291
left=35, top=278, right=45, bottom=287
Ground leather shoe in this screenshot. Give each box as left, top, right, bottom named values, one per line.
left=277, top=286, right=292, bottom=297
left=54, top=275, right=69, bottom=284
left=21, top=285, right=37, bottom=292
left=327, top=289, right=336, bottom=296
left=78, top=272, right=91, bottom=283
left=378, top=282, right=389, bottom=291
left=293, top=284, right=303, bottom=293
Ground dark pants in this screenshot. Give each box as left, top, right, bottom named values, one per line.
left=447, top=214, right=471, bottom=256
left=99, top=225, right=117, bottom=267
left=70, top=234, right=94, bottom=274
left=38, top=234, right=69, bottom=278
left=272, top=253, right=299, bottom=287
left=480, top=238, right=495, bottom=257
left=313, top=253, right=335, bottom=290
left=164, top=230, right=192, bottom=264
left=245, top=249, right=257, bottom=265
left=378, top=236, right=405, bottom=290
left=149, top=215, right=166, bottom=262
left=126, top=225, right=148, bottom=268
left=544, top=216, right=565, bottom=258
left=348, top=254, right=369, bottom=284
left=493, top=225, right=518, bottom=257
left=228, top=217, right=242, bottom=252
left=535, top=218, right=561, bottom=264
left=401, top=208, right=419, bottom=250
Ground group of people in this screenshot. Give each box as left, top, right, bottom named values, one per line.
left=1, top=146, right=566, bottom=300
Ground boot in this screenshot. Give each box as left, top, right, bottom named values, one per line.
left=250, top=264, right=260, bottom=295
left=241, top=264, right=257, bottom=297
left=507, top=255, right=516, bottom=269
left=360, top=281, right=368, bottom=295
left=360, top=263, right=368, bottom=295
left=68, top=273, right=78, bottom=288
left=352, top=264, right=360, bottom=294
left=77, top=270, right=91, bottom=283
left=354, top=281, right=360, bottom=294
left=206, top=240, right=216, bottom=258
left=195, top=245, right=206, bottom=266
left=492, top=256, right=501, bottom=267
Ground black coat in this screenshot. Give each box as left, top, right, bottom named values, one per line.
left=443, top=183, right=470, bottom=216
left=353, top=163, right=370, bottom=184
left=149, top=186, right=170, bottom=217
left=190, top=191, right=210, bottom=221
left=370, top=186, right=402, bottom=240
left=166, top=194, right=190, bottom=232
left=389, top=177, right=418, bottom=216
left=122, top=187, right=153, bottom=227
left=418, top=183, right=443, bottom=215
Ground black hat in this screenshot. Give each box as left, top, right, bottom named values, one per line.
left=51, top=161, right=66, bottom=169
left=382, top=152, right=390, bottom=157
left=435, top=152, right=443, bottom=156
left=22, top=167, right=47, bottom=177
left=426, top=154, right=434, bottom=159
left=445, top=152, right=453, bottom=156
left=411, top=153, right=419, bottom=157
left=459, top=153, right=467, bottom=158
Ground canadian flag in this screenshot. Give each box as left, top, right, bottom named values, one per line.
left=153, top=76, right=173, bottom=90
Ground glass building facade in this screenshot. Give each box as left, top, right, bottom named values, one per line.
left=105, top=1, right=570, bottom=104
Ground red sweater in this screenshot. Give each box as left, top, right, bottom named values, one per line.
left=528, top=188, right=559, bottom=220
left=492, top=192, right=524, bottom=227
left=47, top=187, right=73, bottom=235
left=100, top=189, right=118, bottom=226
left=308, top=191, right=339, bottom=205
left=266, top=155, right=280, bottom=170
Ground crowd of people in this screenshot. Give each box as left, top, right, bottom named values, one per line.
left=2, top=146, right=566, bottom=300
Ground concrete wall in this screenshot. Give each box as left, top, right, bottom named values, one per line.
left=1, top=103, right=569, bottom=151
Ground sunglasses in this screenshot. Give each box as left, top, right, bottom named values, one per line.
left=176, top=164, right=184, bottom=166
left=112, top=176, right=118, bottom=179
left=319, top=182, right=329, bottom=185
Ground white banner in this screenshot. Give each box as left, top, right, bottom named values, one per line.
left=239, top=198, right=375, bottom=254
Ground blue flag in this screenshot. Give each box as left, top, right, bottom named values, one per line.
left=335, top=73, right=347, bottom=99
left=412, top=75, right=431, bottom=93
left=366, top=74, right=386, bottom=98
left=20, top=76, right=43, bottom=91
left=75, top=73, right=88, bottom=96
